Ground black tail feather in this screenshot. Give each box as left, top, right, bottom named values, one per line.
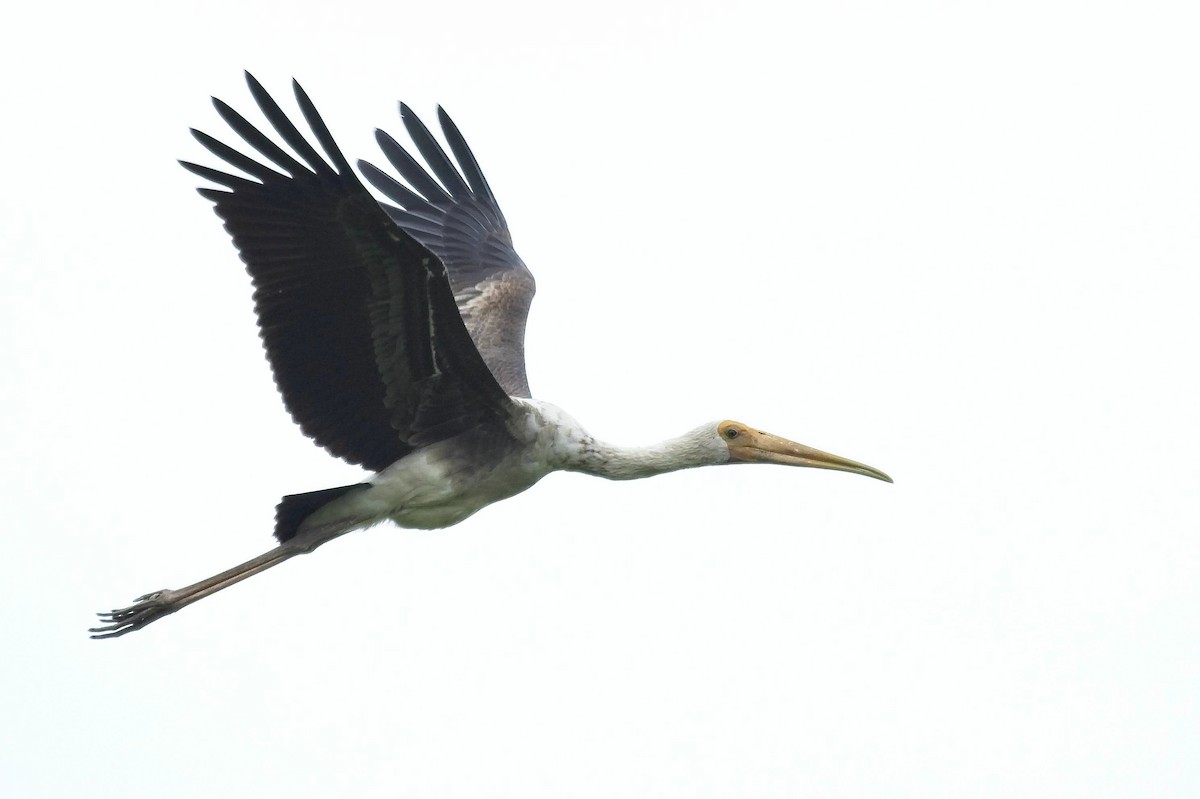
left=274, top=484, right=368, bottom=543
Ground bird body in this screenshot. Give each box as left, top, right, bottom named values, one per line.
left=91, top=74, right=890, bottom=639
left=339, top=400, right=580, bottom=532
left=289, top=400, right=725, bottom=535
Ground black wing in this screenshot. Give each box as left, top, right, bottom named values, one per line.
left=358, top=105, right=535, bottom=398
left=181, top=73, right=514, bottom=472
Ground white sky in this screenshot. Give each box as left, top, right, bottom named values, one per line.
left=3, top=1, right=1198, bottom=796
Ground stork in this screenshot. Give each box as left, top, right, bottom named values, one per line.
left=91, top=74, right=890, bottom=638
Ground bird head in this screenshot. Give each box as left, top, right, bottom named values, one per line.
left=716, top=420, right=892, bottom=482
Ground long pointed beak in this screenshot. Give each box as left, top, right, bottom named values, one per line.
left=729, top=430, right=893, bottom=483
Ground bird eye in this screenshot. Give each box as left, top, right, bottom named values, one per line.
left=725, top=428, right=739, bottom=439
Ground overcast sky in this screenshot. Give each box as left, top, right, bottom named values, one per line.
left=3, top=1, right=1198, bottom=797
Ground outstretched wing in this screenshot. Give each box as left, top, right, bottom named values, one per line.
left=181, top=73, right=514, bottom=472
left=358, top=106, right=535, bottom=398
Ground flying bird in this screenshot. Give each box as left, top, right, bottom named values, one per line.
left=91, top=74, right=891, bottom=639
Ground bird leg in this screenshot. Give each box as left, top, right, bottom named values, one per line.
left=89, top=545, right=300, bottom=639
left=89, top=519, right=365, bottom=639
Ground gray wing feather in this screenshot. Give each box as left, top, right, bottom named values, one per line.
left=358, top=105, right=535, bottom=398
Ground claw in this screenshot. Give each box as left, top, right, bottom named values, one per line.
left=88, top=590, right=178, bottom=639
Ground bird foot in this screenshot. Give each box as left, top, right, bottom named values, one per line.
left=89, top=590, right=180, bottom=639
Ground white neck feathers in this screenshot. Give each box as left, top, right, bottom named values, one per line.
left=566, top=424, right=729, bottom=480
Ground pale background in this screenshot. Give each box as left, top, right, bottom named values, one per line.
left=2, top=1, right=1197, bottom=796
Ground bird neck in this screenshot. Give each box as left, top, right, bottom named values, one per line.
left=565, top=426, right=727, bottom=481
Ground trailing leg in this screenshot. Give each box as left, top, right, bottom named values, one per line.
left=90, top=511, right=373, bottom=639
